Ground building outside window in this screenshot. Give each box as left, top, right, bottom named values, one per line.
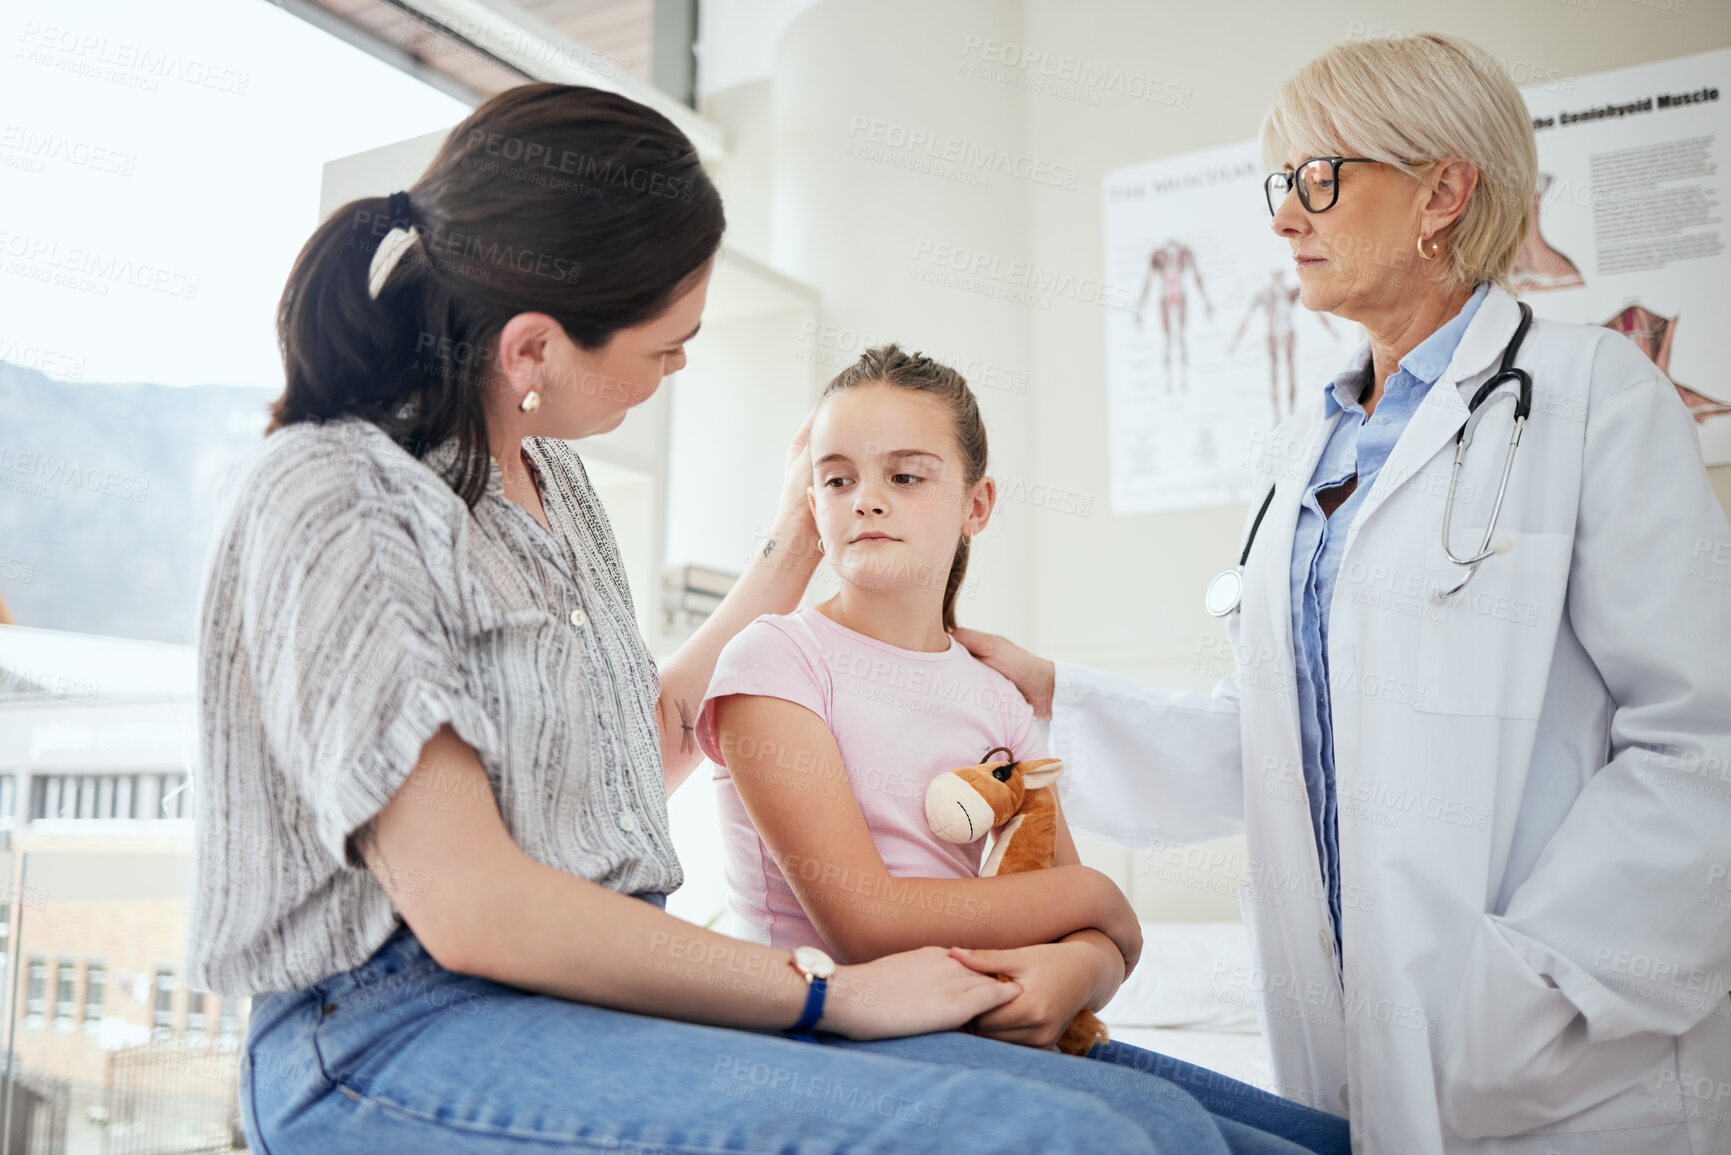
left=152, top=968, right=176, bottom=1041
left=217, top=997, right=242, bottom=1053
left=53, top=958, right=75, bottom=1030
left=184, top=990, right=207, bottom=1044
left=84, top=962, right=105, bottom=1033
left=24, top=956, right=45, bottom=1027
left=0, top=902, right=9, bottom=1022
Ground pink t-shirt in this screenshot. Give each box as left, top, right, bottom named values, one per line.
left=695, top=608, right=1043, bottom=950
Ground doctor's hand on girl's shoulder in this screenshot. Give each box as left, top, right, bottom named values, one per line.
left=820, top=946, right=1022, bottom=1040
left=950, top=627, right=1056, bottom=718
left=947, top=938, right=1122, bottom=1050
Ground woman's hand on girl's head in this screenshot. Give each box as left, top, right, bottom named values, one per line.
left=946, top=938, right=1120, bottom=1050
left=821, top=946, right=1021, bottom=1040
left=772, top=405, right=821, bottom=543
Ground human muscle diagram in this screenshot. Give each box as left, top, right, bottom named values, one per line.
left=1230, top=268, right=1336, bottom=423
left=1135, top=240, right=1213, bottom=391
left=1603, top=304, right=1731, bottom=422
left=1519, top=48, right=1731, bottom=463
left=1103, top=140, right=1361, bottom=514
left=1510, top=173, right=1585, bottom=293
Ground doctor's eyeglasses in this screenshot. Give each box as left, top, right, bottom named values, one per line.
left=1264, top=157, right=1381, bottom=216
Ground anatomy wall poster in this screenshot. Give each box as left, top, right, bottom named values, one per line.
left=1519, top=48, right=1731, bottom=464
left=1102, top=140, right=1362, bottom=515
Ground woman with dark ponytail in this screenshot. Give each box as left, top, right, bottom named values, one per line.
left=269, top=83, right=728, bottom=504
left=188, top=83, right=1333, bottom=1154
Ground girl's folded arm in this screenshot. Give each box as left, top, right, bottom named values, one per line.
left=356, top=725, right=1022, bottom=1039
left=712, top=693, right=1138, bottom=966
left=1049, top=790, right=1137, bottom=988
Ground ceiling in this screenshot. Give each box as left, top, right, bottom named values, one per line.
left=518, top=0, right=655, bottom=82
left=292, top=0, right=658, bottom=103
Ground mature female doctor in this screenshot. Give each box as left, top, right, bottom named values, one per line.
left=957, top=33, right=1731, bottom=1155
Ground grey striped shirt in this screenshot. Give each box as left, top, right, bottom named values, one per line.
left=186, top=416, right=682, bottom=995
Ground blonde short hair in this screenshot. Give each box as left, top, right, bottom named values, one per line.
left=1259, top=33, right=1537, bottom=293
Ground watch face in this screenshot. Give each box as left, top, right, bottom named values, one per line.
left=793, top=945, right=836, bottom=979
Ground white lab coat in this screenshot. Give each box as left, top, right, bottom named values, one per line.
left=1054, top=286, right=1731, bottom=1154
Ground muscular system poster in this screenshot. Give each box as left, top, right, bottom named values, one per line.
left=1102, top=48, right=1731, bottom=517
left=1101, top=140, right=1361, bottom=515
left=1517, top=47, right=1730, bottom=464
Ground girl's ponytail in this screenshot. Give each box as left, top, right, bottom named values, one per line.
left=942, top=534, right=971, bottom=633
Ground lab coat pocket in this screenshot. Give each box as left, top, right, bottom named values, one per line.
left=1440, top=915, right=1686, bottom=1140
left=1414, top=529, right=1572, bottom=718
left=1439, top=914, right=1581, bottom=1138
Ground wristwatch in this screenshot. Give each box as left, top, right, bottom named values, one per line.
left=783, top=945, right=835, bottom=1041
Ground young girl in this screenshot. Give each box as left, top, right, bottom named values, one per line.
left=697, top=345, right=1137, bottom=1019
left=698, top=345, right=1350, bottom=1154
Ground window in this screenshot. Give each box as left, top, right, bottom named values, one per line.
left=53, top=959, right=75, bottom=1029
left=0, top=0, right=472, bottom=652
left=217, top=996, right=242, bottom=1053
left=159, top=774, right=192, bottom=819
left=0, top=907, right=10, bottom=1023
left=185, top=990, right=208, bottom=1043
left=84, top=962, right=105, bottom=1032
left=27, top=773, right=173, bottom=820
left=0, top=0, right=475, bottom=1130
left=24, top=957, right=45, bottom=1026
left=153, top=968, right=176, bottom=1040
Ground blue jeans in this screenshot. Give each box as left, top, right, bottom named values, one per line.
left=242, top=915, right=1348, bottom=1155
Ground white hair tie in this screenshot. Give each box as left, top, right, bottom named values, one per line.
left=367, top=225, right=418, bottom=300
left=367, top=190, right=418, bottom=300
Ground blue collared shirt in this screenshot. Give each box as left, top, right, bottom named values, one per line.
left=1289, top=282, right=1488, bottom=961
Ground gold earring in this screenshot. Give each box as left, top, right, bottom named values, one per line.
left=1416, top=234, right=1438, bottom=261
left=519, top=390, right=541, bottom=413
left=817, top=539, right=826, bottom=555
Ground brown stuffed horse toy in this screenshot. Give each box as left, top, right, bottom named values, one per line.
left=924, top=747, right=1110, bottom=1056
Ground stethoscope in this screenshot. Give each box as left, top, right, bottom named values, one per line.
left=1205, top=302, right=1535, bottom=617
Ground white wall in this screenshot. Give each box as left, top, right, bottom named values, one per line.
left=768, top=0, right=1042, bottom=643
left=699, top=0, right=1731, bottom=920
left=664, top=250, right=823, bottom=599
left=696, top=0, right=822, bottom=98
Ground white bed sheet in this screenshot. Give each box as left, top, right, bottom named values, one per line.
left=1097, top=922, right=1274, bottom=1093
left=1103, top=1025, right=1274, bottom=1093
